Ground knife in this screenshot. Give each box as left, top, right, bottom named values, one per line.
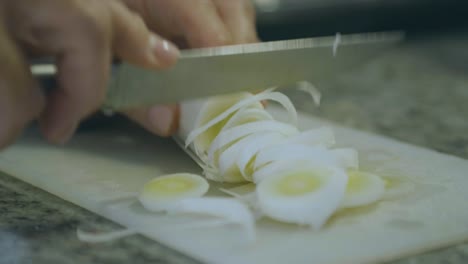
left=31, top=31, right=404, bottom=111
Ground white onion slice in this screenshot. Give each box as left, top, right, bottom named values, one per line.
left=166, top=197, right=256, bottom=242
left=256, top=162, right=348, bottom=229
left=207, top=120, right=299, bottom=162
left=252, top=151, right=340, bottom=184
left=222, top=106, right=273, bottom=132
left=170, top=84, right=389, bottom=232
left=138, top=173, right=209, bottom=212
left=297, top=81, right=321, bottom=106
left=203, top=166, right=225, bottom=182
left=216, top=132, right=279, bottom=177
left=253, top=144, right=340, bottom=174
left=185, top=89, right=298, bottom=148
left=235, top=134, right=287, bottom=180
left=219, top=186, right=262, bottom=219
left=185, top=92, right=254, bottom=157
left=331, top=148, right=359, bottom=169
left=216, top=132, right=284, bottom=174
left=341, top=170, right=385, bottom=208
left=219, top=185, right=258, bottom=206
left=332, top=32, right=341, bottom=56
left=382, top=177, right=415, bottom=200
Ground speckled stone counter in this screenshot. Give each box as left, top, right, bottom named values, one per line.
left=1, top=32, right=468, bottom=264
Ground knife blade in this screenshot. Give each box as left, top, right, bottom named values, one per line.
left=31, top=31, right=404, bottom=110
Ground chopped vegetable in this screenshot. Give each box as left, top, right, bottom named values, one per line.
left=184, top=89, right=298, bottom=152
left=253, top=144, right=342, bottom=179
left=297, top=81, right=321, bottom=106
left=135, top=87, right=388, bottom=235
left=333, top=32, right=341, bottom=56
left=165, top=197, right=256, bottom=242
left=215, top=132, right=286, bottom=182
left=341, top=169, right=386, bottom=208
left=138, top=173, right=209, bottom=212
left=331, top=148, right=359, bottom=169
left=256, top=162, right=348, bottom=229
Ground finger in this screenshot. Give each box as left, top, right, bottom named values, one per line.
left=9, top=0, right=178, bottom=144
left=179, top=0, right=232, bottom=47
left=214, top=0, right=259, bottom=43
left=122, top=0, right=233, bottom=48
left=111, top=1, right=180, bottom=137
left=25, top=1, right=112, bottom=144
left=0, top=22, right=44, bottom=149
left=124, top=104, right=179, bottom=137
left=109, top=1, right=179, bottom=69
left=5, top=0, right=113, bottom=143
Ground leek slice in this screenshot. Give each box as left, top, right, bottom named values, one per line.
left=138, top=173, right=209, bottom=212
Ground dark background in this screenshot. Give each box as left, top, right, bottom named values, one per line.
left=254, top=0, right=468, bottom=41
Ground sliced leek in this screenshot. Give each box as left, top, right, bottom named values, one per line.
left=341, top=169, right=386, bottom=208
left=137, top=87, right=389, bottom=231
left=256, top=162, right=348, bottom=229
left=138, top=173, right=209, bottom=212
left=165, top=197, right=256, bottom=242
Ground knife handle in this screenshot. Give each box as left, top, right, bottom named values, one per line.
left=30, top=58, right=120, bottom=92
left=29, top=59, right=126, bottom=130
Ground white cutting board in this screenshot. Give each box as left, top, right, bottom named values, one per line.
left=1, top=105, right=468, bottom=264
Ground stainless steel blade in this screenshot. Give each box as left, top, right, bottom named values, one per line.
left=104, top=31, right=403, bottom=110
left=30, top=31, right=404, bottom=110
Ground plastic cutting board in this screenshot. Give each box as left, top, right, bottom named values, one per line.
left=0, top=105, right=467, bottom=264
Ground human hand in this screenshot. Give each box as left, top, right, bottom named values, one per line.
left=121, top=0, right=259, bottom=137
left=0, top=0, right=180, bottom=149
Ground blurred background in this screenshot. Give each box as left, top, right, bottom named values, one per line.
left=253, top=0, right=468, bottom=40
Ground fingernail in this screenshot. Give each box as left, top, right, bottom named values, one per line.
left=149, top=34, right=180, bottom=67
left=148, top=105, right=174, bottom=136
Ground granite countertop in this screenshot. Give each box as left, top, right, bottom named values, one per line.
left=1, top=32, right=468, bottom=264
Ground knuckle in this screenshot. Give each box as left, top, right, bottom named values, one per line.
left=202, top=30, right=232, bottom=46
left=125, top=9, right=148, bottom=34
left=178, top=0, right=232, bottom=46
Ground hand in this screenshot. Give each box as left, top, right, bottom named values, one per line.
left=0, top=0, right=180, bottom=149
left=121, top=0, right=259, bottom=137
left=122, top=0, right=259, bottom=48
